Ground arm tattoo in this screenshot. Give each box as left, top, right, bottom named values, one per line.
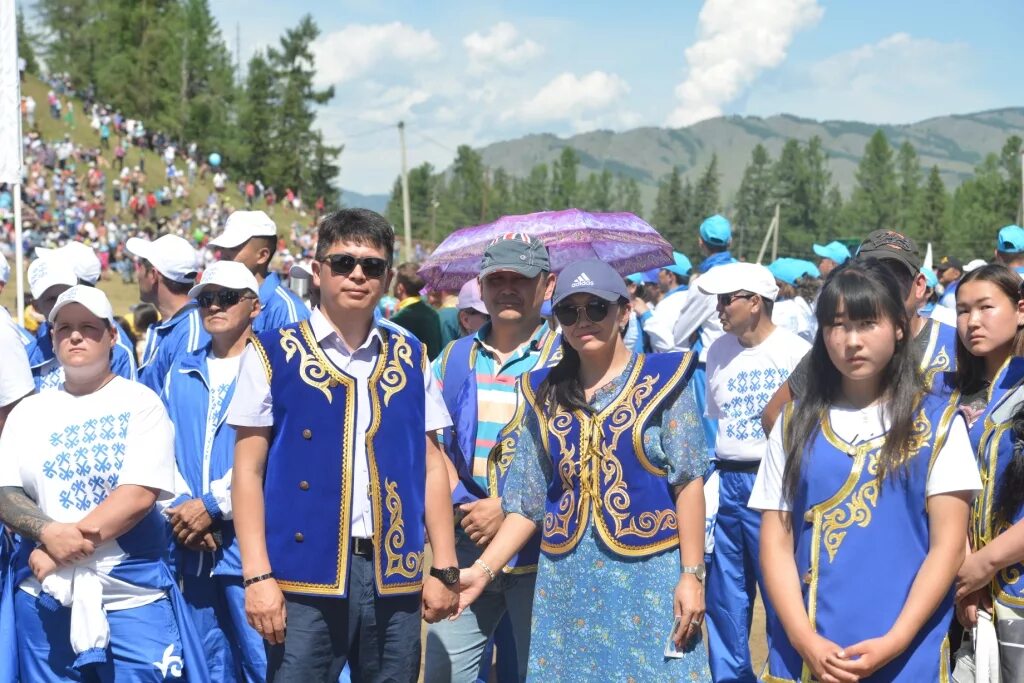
left=0, top=486, right=53, bottom=541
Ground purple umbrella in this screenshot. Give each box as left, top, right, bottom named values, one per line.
left=418, top=209, right=674, bottom=290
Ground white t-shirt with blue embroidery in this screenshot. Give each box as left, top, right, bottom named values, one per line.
left=0, top=376, right=177, bottom=608
left=706, top=326, right=811, bottom=462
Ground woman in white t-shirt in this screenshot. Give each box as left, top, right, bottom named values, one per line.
left=0, top=286, right=209, bottom=682
left=751, top=259, right=981, bottom=682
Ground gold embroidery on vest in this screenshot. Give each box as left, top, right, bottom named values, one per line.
left=924, top=346, right=950, bottom=388
left=600, top=439, right=677, bottom=539
left=383, top=479, right=423, bottom=579
left=606, top=373, right=658, bottom=451
left=543, top=411, right=578, bottom=543
left=280, top=327, right=334, bottom=402
left=380, top=334, right=412, bottom=407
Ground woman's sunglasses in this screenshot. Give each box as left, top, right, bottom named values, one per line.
left=197, top=290, right=256, bottom=309
left=320, top=254, right=389, bottom=279
left=552, top=299, right=613, bottom=327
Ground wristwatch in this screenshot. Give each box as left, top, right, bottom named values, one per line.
left=681, top=564, right=706, bottom=583
left=430, top=566, right=460, bottom=586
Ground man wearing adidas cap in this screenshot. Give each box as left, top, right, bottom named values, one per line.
left=210, top=210, right=309, bottom=335
left=126, top=234, right=210, bottom=393
left=161, top=261, right=267, bottom=682
left=426, top=233, right=559, bottom=683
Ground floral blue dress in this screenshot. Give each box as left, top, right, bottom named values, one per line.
left=502, top=354, right=712, bottom=682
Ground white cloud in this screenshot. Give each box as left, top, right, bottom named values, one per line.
left=745, top=33, right=984, bottom=123
left=311, top=22, right=441, bottom=88
left=509, top=71, right=632, bottom=125
left=666, top=0, right=823, bottom=127
left=463, top=22, right=543, bottom=72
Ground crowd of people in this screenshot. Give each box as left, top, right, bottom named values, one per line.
left=4, top=156, right=1024, bottom=683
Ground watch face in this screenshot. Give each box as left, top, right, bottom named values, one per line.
left=433, top=566, right=460, bottom=585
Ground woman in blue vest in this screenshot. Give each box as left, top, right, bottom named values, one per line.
left=752, top=259, right=981, bottom=682
left=947, top=264, right=1024, bottom=678
left=458, top=258, right=712, bottom=681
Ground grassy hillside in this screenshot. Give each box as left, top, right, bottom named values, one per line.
left=474, top=108, right=1024, bottom=212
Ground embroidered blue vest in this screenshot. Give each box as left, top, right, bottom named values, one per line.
left=521, top=352, right=696, bottom=558
left=764, top=393, right=959, bottom=683
left=251, top=319, right=428, bottom=598
left=921, top=319, right=957, bottom=391
left=965, top=358, right=1024, bottom=609
left=438, top=330, right=561, bottom=572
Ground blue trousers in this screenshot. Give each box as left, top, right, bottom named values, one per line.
left=705, top=469, right=775, bottom=683
left=15, top=590, right=184, bottom=682
left=266, top=553, right=421, bottom=683
left=423, top=533, right=535, bottom=683
left=182, top=573, right=267, bottom=683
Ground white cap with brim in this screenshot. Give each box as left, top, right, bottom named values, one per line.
left=964, top=259, right=988, bottom=273
left=126, top=235, right=199, bottom=284
left=697, top=262, right=780, bottom=301
left=188, top=260, right=260, bottom=298
left=457, top=278, right=486, bottom=312
left=289, top=262, right=314, bottom=280
left=209, top=210, right=278, bottom=249
left=36, top=242, right=102, bottom=284
left=28, top=257, right=79, bottom=299
left=48, top=285, right=116, bottom=327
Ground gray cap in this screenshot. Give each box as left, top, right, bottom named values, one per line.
left=479, top=233, right=550, bottom=279
left=552, top=258, right=629, bottom=306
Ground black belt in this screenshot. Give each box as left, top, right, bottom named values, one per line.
left=714, top=459, right=761, bottom=474
left=351, top=537, right=374, bottom=557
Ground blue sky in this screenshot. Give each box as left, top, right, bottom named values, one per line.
left=209, top=0, right=1023, bottom=194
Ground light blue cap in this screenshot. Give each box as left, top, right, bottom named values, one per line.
left=997, top=225, right=1024, bottom=254
left=626, top=268, right=660, bottom=285
left=768, top=258, right=821, bottom=286
left=663, top=251, right=692, bottom=277
left=920, top=267, right=938, bottom=289
left=699, top=215, right=732, bottom=246
left=812, top=241, right=852, bottom=265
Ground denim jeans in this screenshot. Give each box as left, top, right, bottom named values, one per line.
left=424, top=532, right=535, bottom=683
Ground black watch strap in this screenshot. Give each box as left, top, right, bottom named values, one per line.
left=430, top=566, right=460, bottom=586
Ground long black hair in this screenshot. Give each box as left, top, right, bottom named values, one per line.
left=782, top=259, right=924, bottom=504
left=536, top=297, right=628, bottom=414
left=953, top=263, right=1024, bottom=395
left=1001, top=411, right=1024, bottom=526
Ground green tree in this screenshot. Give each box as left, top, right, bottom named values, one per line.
left=237, top=51, right=277, bottom=184
left=16, top=6, right=40, bottom=75
left=488, top=168, right=513, bottom=220
left=692, top=154, right=721, bottom=223
left=180, top=0, right=237, bottom=158
left=802, top=137, right=832, bottom=241
left=308, top=132, right=342, bottom=207
left=920, top=166, right=948, bottom=249
left=772, top=139, right=809, bottom=253
left=896, top=141, right=922, bottom=235
left=848, top=130, right=899, bottom=232
left=513, top=163, right=549, bottom=214
left=950, top=153, right=1015, bottom=256
left=581, top=169, right=614, bottom=212
left=614, top=175, right=643, bottom=216
left=734, top=144, right=773, bottom=260
left=550, top=147, right=580, bottom=209
left=999, top=136, right=1023, bottom=224
left=652, top=167, right=685, bottom=247
left=447, top=145, right=486, bottom=225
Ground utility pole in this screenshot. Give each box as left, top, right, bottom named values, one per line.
left=1019, top=149, right=1023, bottom=225
left=398, top=121, right=413, bottom=261
left=771, top=203, right=780, bottom=262
left=236, top=23, right=241, bottom=86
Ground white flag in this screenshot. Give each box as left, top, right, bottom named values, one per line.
left=0, top=0, right=23, bottom=185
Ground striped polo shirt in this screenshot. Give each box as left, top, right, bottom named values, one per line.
left=433, top=322, right=553, bottom=490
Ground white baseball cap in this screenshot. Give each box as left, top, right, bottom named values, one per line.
left=0, top=253, right=9, bottom=283
left=48, top=285, right=116, bottom=327
left=28, top=257, right=78, bottom=299
left=457, top=279, right=486, bottom=313
left=36, top=242, right=102, bottom=284
left=126, top=235, right=199, bottom=284
left=188, top=260, right=260, bottom=298
left=289, top=262, right=314, bottom=280
left=697, top=262, right=780, bottom=301
left=963, top=258, right=988, bottom=273
left=209, top=211, right=278, bottom=249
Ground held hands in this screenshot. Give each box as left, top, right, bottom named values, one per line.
left=421, top=575, right=460, bottom=623
left=672, top=574, right=704, bottom=648
left=167, top=499, right=215, bottom=548
left=795, top=630, right=905, bottom=683
left=244, top=578, right=287, bottom=645
left=39, top=521, right=99, bottom=564
left=955, top=550, right=997, bottom=600
left=955, top=588, right=989, bottom=629
left=28, top=547, right=59, bottom=582
left=459, top=498, right=505, bottom=547
left=455, top=565, right=490, bottom=618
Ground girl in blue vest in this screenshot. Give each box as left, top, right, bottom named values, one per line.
left=752, top=259, right=981, bottom=682
left=458, top=258, right=712, bottom=682
left=947, top=264, right=1024, bottom=678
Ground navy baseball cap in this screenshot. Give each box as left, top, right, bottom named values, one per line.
left=480, top=233, right=550, bottom=278
left=552, top=258, right=629, bottom=306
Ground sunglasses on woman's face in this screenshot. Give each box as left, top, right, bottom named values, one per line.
left=552, top=299, right=613, bottom=327
left=320, top=253, right=389, bottom=279
left=196, top=290, right=255, bottom=309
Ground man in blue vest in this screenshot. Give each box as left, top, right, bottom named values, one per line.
left=162, top=260, right=267, bottom=682
left=228, top=208, right=459, bottom=682
left=126, top=234, right=209, bottom=393
left=210, top=210, right=309, bottom=334
left=424, top=234, right=559, bottom=683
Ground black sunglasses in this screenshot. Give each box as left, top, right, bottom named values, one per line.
left=320, top=254, right=389, bottom=279
left=197, top=290, right=256, bottom=309
left=717, top=292, right=756, bottom=307
left=552, top=299, right=613, bottom=327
